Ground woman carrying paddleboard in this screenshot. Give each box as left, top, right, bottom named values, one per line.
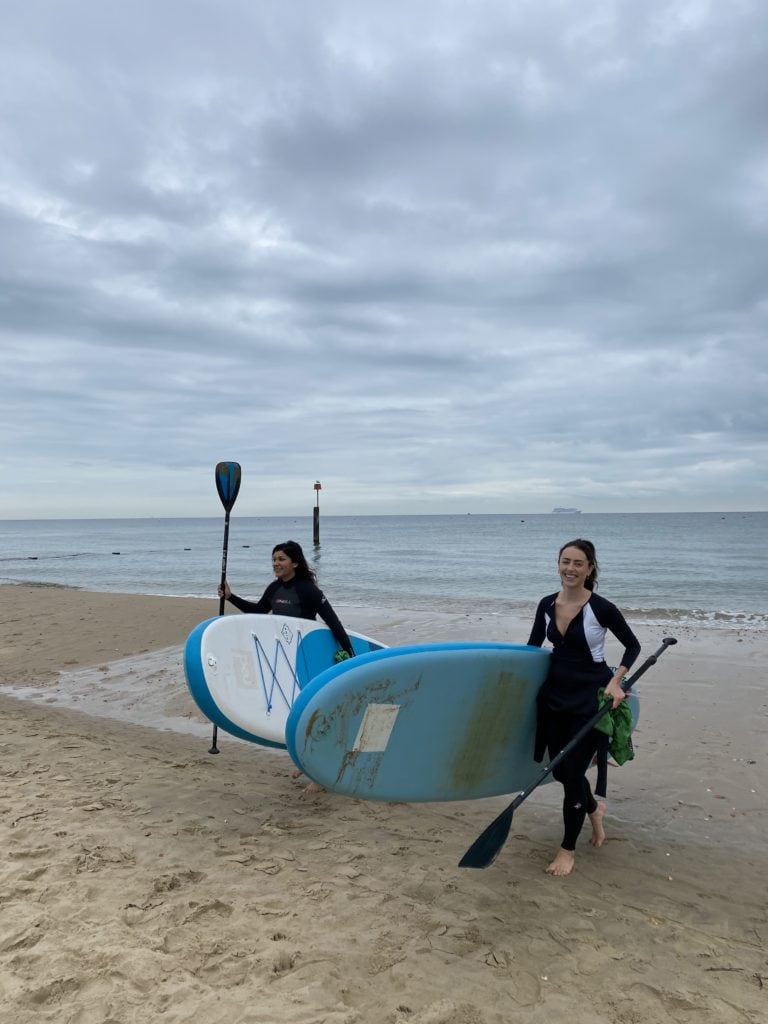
left=219, top=540, right=354, bottom=657
left=220, top=539, right=354, bottom=794
left=527, top=538, right=640, bottom=877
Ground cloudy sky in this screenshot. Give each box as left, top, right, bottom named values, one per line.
left=2, top=1, right=766, bottom=518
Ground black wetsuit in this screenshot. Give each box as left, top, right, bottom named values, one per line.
left=528, top=591, right=640, bottom=850
left=594, top=732, right=609, bottom=800
left=228, top=577, right=354, bottom=657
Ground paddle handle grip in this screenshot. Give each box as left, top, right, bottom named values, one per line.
left=619, top=636, right=677, bottom=692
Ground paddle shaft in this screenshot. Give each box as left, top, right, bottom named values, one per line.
left=210, top=462, right=242, bottom=755
left=209, top=508, right=233, bottom=753
left=217, top=507, right=233, bottom=617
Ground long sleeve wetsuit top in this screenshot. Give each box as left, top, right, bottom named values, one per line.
left=228, top=578, right=354, bottom=656
left=528, top=591, right=641, bottom=719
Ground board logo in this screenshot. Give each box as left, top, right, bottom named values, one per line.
left=281, top=623, right=294, bottom=644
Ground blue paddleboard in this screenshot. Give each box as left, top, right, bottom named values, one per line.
left=184, top=614, right=385, bottom=749
left=287, top=642, right=549, bottom=801
left=286, top=642, right=640, bottom=802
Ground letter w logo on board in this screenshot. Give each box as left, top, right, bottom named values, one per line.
left=251, top=633, right=302, bottom=712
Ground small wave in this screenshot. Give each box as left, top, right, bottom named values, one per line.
left=624, top=605, right=767, bottom=631
left=1, top=579, right=82, bottom=590
left=0, top=551, right=99, bottom=563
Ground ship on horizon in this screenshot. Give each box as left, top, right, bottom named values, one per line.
left=551, top=506, right=582, bottom=514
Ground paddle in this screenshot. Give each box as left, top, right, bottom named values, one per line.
left=458, top=636, right=678, bottom=869
left=208, top=461, right=242, bottom=754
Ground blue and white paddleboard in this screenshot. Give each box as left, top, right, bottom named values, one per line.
left=184, top=614, right=385, bottom=749
left=286, top=643, right=640, bottom=803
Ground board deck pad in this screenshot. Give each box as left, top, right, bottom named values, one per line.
left=286, top=643, right=639, bottom=803
left=184, top=614, right=385, bottom=748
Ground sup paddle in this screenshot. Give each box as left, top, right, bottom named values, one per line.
left=209, top=461, right=242, bottom=754
left=458, top=636, right=678, bottom=869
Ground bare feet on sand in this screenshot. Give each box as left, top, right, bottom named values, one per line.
left=589, top=799, right=607, bottom=847
left=545, top=849, right=576, bottom=876
left=290, top=767, right=325, bottom=794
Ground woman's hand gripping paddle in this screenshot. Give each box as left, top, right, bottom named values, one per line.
left=208, top=461, right=242, bottom=754
left=458, top=637, right=678, bottom=869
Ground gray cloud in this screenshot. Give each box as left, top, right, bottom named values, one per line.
left=1, top=0, right=766, bottom=517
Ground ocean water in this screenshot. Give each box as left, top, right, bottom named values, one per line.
left=0, top=512, right=765, bottom=632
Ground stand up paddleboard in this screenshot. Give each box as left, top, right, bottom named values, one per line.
left=286, top=643, right=640, bottom=802
left=184, top=614, right=385, bottom=749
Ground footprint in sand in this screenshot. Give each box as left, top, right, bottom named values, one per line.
left=271, top=950, right=297, bottom=974
left=403, top=998, right=498, bottom=1023
left=0, top=922, right=44, bottom=954
left=183, top=899, right=234, bottom=922
left=151, top=869, right=205, bottom=893
left=25, top=977, right=83, bottom=1009
left=74, top=845, right=135, bottom=873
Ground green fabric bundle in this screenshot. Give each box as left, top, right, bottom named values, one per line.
left=595, top=688, right=635, bottom=765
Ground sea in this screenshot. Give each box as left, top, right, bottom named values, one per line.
left=0, top=512, right=765, bottom=633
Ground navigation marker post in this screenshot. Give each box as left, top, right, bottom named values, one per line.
left=313, top=480, right=322, bottom=545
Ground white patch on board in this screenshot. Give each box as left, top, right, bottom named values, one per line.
left=232, top=652, right=259, bottom=689
left=352, top=704, right=401, bottom=753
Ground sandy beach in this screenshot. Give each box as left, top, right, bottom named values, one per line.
left=1, top=584, right=765, bottom=1024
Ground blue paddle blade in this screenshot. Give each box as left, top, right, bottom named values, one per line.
left=215, top=462, right=242, bottom=511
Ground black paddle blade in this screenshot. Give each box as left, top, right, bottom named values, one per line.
left=458, top=805, right=514, bottom=869
left=215, top=462, right=241, bottom=511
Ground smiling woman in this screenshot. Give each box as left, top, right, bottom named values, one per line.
left=526, top=538, right=641, bottom=877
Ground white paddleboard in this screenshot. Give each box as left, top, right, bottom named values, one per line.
left=184, top=613, right=385, bottom=748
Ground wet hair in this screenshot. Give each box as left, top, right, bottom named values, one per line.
left=272, top=540, right=316, bottom=582
left=558, top=538, right=599, bottom=591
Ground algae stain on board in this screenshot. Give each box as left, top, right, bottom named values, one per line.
left=450, top=670, right=532, bottom=796
left=333, top=749, right=386, bottom=791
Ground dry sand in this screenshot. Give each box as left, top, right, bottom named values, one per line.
left=0, top=584, right=765, bottom=1023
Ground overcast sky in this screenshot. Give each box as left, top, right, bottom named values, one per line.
left=1, top=1, right=766, bottom=518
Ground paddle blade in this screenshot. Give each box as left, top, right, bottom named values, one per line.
left=458, top=805, right=514, bottom=869
left=215, top=462, right=241, bottom=511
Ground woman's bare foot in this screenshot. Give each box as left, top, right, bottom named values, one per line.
left=291, top=768, right=324, bottom=793
left=545, top=849, right=576, bottom=876
left=589, top=799, right=607, bottom=847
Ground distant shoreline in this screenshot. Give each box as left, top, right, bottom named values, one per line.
left=1, top=508, right=766, bottom=522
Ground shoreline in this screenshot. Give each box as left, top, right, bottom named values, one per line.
left=0, top=584, right=765, bottom=1023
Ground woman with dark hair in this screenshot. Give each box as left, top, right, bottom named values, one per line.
left=527, top=539, right=640, bottom=877
left=218, top=540, right=354, bottom=657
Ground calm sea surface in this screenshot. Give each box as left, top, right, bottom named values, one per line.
left=0, top=513, right=764, bottom=631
